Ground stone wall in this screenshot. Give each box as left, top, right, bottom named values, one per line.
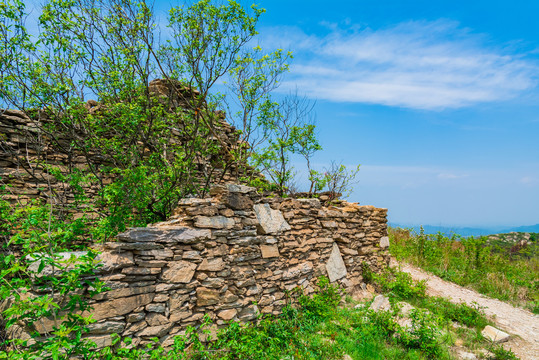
left=0, top=79, right=250, bottom=218
left=21, top=184, right=388, bottom=349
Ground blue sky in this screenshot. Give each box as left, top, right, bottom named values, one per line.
left=250, top=0, right=539, bottom=227
left=21, top=0, right=539, bottom=228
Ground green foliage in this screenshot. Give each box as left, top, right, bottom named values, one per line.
left=389, top=227, right=539, bottom=313
left=488, top=345, right=519, bottom=360
left=0, top=195, right=106, bottom=358
left=395, top=309, right=444, bottom=358
left=373, top=268, right=428, bottom=300
left=0, top=0, right=363, bottom=357
left=371, top=266, right=489, bottom=329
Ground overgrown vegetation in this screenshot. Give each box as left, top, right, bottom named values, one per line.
left=0, top=0, right=363, bottom=357
left=389, top=227, right=539, bottom=314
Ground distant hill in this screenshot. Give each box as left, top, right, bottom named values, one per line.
left=389, top=223, right=539, bottom=238
left=500, top=224, right=539, bottom=233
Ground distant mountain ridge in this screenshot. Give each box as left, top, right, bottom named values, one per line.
left=389, top=223, right=539, bottom=237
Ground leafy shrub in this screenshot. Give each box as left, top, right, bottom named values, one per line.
left=373, top=267, right=427, bottom=300
left=396, top=309, right=444, bottom=359
left=488, top=345, right=519, bottom=360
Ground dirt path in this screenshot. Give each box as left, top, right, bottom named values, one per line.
left=396, top=262, right=539, bottom=360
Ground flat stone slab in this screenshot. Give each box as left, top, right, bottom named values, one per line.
left=162, top=261, right=197, bottom=283
left=481, top=325, right=510, bottom=343
left=226, top=184, right=256, bottom=193
left=260, top=244, right=280, bottom=258
left=118, top=227, right=211, bottom=243
left=325, top=243, right=347, bottom=282
left=194, top=216, right=235, bottom=229
left=282, top=262, right=313, bottom=280
left=253, top=204, right=291, bottom=234
left=197, top=258, right=226, bottom=272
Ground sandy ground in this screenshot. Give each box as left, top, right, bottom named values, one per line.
left=395, top=262, right=539, bottom=360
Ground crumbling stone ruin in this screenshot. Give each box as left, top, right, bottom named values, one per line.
left=1, top=79, right=389, bottom=350
left=12, top=184, right=388, bottom=349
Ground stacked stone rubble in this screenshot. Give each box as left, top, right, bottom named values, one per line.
left=21, top=184, right=389, bottom=349
left=0, top=79, right=252, bottom=219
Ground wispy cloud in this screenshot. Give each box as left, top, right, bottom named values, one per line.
left=520, top=176, right=538, bottom=186
left=260, top=20, right=538, bottom=110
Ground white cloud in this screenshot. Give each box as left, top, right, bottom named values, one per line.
left=520, top=176, right=537, bottom=186
left=260, top=20, right=538, bottom=110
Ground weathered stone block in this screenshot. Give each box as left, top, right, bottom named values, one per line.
left=194, top=216, right=235, bottom=229
left=146, top=303, right=166, bottom=313
left=253, top=204, right=291, bottom=234
left=226, top=184, right=256, bottom=193
left=118, top=227, right=211, bottom=244
left=146, top=313, right=169, bottom=326
left=321, top=221, right=338, bottom=228
left=225, top=192, right=253, bottom=210
left=282, top=262, right=313, bottom=280
left=96, top=252, right=134, bottom=272
left=369, top=294, right=391, bottom=312
left=87, top=321, right=125, bottom=335
left=84, top=335, right=113, bottom=349
left=89, top=293, right=155, bottom=322
left=93, top=285, right=156, bottom=301
left=326, top=243, right=347, bottom=282
left=260, top=244, right=280, bottom=258
left=198, top=258, right=226, bottom=272
left=218, top=309, right=237, bottom=321
left=380, top=236, right=390, bottom=248
left=161, top=261, right=197, bottom=283
left=196, top=287, right=220, bottom=306
left=137, top=324, right=173, bottom=338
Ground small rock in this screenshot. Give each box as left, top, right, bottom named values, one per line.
left=369, top=295, right=391, bottom=312
left=396, top=302, right=415, bottom=317
left=481, top=325, right=510, bottom=343
left=146, top=303, right=166, bottom=313
left=455, top=349, right=477, bottom=360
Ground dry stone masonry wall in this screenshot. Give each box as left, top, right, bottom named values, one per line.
left=0, top=79, right=247, bottom=218
left=22, top=184, right=389, bottom=349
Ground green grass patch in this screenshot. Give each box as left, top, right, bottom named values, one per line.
left=389, top=227, right=539, bottom=313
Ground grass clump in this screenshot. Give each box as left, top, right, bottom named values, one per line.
left=389, top=227, right=539, bottom=313
left=372, top=267, right=489, bottom=329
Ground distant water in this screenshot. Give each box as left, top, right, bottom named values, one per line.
left=389, top=223, right=539, bottom=237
